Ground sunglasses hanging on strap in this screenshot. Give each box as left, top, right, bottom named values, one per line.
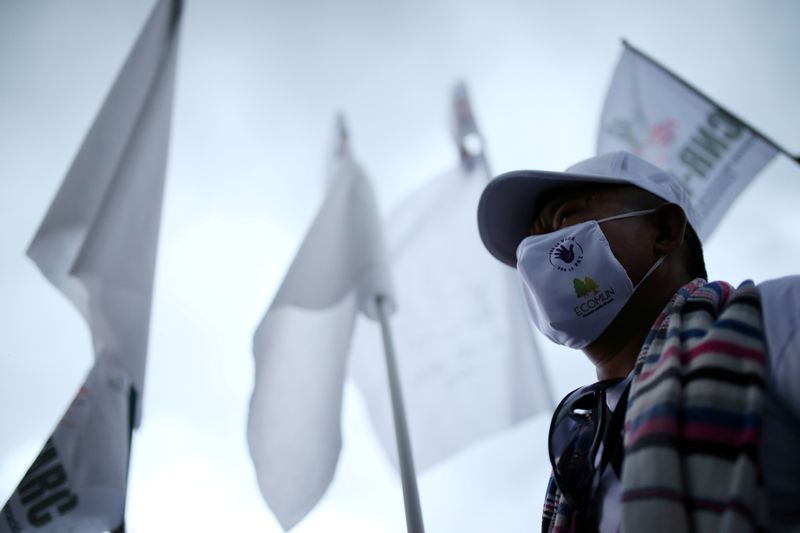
left=548, top=376, right=632, bottom=531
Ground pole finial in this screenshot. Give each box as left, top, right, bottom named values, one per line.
left=334, top=112, right=349, bottom=157
left=450, top=81, right=485, bottom=171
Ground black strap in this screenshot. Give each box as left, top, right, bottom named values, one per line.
left=584, top=379, right=632, bottom=531
left=576, top=379, right=632, bottom=532
left=597, top=379, right=631, bottom=485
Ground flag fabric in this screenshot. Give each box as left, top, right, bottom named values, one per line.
left=1, top=0, right=181, bottom=530
left=247, top=122, right=394, bottom=531
left=1, top=364, right=134, bottom=533
left=597, top=41, right=779, bottom=239
left=349, top=161, right=555, bottom=471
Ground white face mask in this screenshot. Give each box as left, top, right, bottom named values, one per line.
left=516, top=209, right=665, bottom=349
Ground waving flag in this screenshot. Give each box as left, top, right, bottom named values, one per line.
left=1, top=0, right=181, bottom=530
left=349, top=83, right=554, bottom=471
left=247, top=117, right=394, bottom=531
left=597, top=41, right=793, bottom=238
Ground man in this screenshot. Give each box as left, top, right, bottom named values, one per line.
left=476, top=151, right=800, bottom=533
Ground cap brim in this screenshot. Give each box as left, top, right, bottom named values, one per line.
left=477, top=170, right=628, bottom=267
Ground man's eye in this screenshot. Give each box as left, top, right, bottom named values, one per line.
left=554, top=212, right=573, bottom=229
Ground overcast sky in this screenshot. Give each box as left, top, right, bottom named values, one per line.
left=1, top=0, right=799, bottom=531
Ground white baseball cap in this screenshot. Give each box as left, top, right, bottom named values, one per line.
left=477, top=151, right=698, bottom=267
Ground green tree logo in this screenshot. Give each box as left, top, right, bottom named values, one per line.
left=573, top=276, right=600, bottom=298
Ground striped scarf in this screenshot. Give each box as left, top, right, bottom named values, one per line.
left=542, top=279, right=768, bottom=533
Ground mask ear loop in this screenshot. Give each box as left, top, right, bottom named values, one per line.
left=595, top=208, right=664, bottom=291
left=633, top=255, right=666, bottom=291
left=596, top=208, right=656, bottom=225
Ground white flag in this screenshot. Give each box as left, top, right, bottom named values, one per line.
left=2, top=0, right=181, bottom=530
left=247, top=122, right=394, bottom=531
left=598, top=41, right=779, bottom=238
left=1, top=364, right=133, bottom=533
left=349, top=162, right=554, bottom=471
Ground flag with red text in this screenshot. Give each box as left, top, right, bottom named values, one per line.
left=598, top=41, right=779, bottom=238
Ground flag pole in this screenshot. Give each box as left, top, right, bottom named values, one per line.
left=337, top=115, right=423, bottom=530
left=622, top=39, right=800, bottom=164
left=477, top=150, right=555, bottom=409
left=111, top=386, right=137, bottom=533
left=375, top=294, right=426, bottom=533
left=451, top=82, right=557, bottom=408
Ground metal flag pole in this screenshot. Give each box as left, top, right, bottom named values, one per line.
left=110, top=387, right=138, bottom=533
left=335, top=114, right=423, bottom=530
left=479, top=154, right=556, bottom=409
left=451, top=81, right=557, bottom=408
left=374, top=294, right=426, bottom=533
left=451, top=81, right=485, bottom=175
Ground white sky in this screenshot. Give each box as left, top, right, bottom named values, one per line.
left=1, top=0, right=799, bottom=531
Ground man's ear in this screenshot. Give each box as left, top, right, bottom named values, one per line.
left=652, top=203, right=686, bottom=256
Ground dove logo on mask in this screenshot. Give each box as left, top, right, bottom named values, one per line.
left=548, top=236, right=583, bottom=271
left=516, top=209, right=665, bottom=349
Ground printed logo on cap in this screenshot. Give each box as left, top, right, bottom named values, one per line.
left=548, top=236, right=583, bottom=272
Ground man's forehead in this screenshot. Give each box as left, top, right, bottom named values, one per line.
left=534, top=183, right=632, bottom=217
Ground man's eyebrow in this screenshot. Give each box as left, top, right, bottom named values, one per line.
left=534, top=200, right=559, bottom=230
left=530, top=191, right=568, bottom=233
left=531, top=186, right=612, bottom=233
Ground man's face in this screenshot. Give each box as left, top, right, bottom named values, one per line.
left=528, top=184, right=660, bottom=285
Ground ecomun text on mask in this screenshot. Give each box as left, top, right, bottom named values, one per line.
left=574, top=287, right=616, bottom=318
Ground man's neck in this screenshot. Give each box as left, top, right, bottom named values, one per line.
left=583, top=274, right=690, bottom=380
